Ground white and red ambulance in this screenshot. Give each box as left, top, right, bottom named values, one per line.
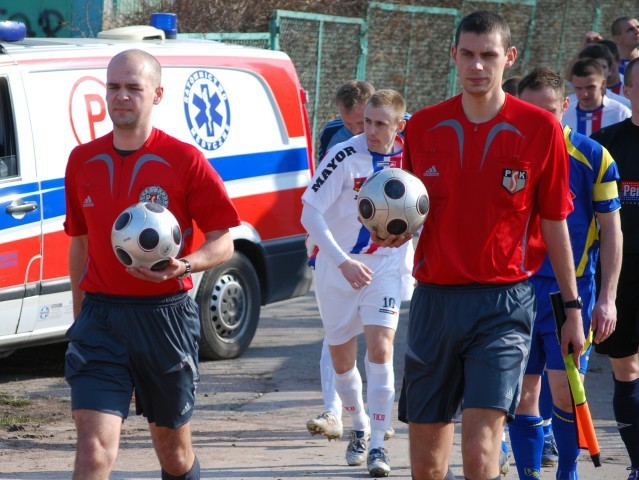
left=0, top=21, right=314, bottom=359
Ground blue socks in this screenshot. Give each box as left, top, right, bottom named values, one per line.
left=613, top=376, right=639, bottom=467
left=509, top=414, right=544, bottom=479
left=553, top=406, right=580, bottom=479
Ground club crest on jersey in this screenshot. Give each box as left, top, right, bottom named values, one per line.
left=353, top=177, right=366, bottom=192
left=139, top=186, right=169, bottom=207
left=183, top=70, right=231, bottom=151
left=502, top=169, right=527, bottom=194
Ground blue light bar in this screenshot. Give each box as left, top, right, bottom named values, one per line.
left=150, top=13, right=177, bottom=39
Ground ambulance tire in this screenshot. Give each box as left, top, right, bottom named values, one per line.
left=196, top=251, right=261, bottom=360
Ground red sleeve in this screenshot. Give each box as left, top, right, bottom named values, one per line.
left=63, top=147, right=88, bottom=237
left=403, top=118, right=414, bottom=175
left=535, top=120, right=573, bottom=220
left=186, top=151, right=241, bottom=233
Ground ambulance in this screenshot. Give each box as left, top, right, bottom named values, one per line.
left=0, top=19, right=314, bottom=360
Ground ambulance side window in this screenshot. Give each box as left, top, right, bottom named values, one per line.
left=0, top=76, right=17, bottom=179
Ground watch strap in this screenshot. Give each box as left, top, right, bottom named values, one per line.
left=177, top=258, right=191, bottom=279
left=563, top=297, right=582, bottom=309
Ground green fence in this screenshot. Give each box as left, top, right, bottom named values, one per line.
left=270, top=10, right=366, bottom=151
left=363, top=3, right=460, bottom=113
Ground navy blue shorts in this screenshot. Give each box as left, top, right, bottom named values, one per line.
left=65, top=292, right=200, bottom=428
left=399, top=281, right=535, bottom=423
left=526, top=275, right=594, bottom=375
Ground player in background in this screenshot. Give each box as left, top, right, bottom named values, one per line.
left=502, top=75, right=521, bottom=96
left=599, top=39, right=626, bottom=94
left=306, top=81, right=414, bottom=444
left=509, top=66, right=622, bottom=480
left=301, top=90, right=405, bottom=478
left=591, top=56, right=639, bottom=480
left=381, top=11, right=584, bottom=479
left=317, top=80, right=375, bottom=161
left=63, top=49, right=240, bottom=479
left=501, top=77, right=560, bottom=472
left=576, top=43, right=630, bottom=107
left=306, top=81, right=373, bottom=443
left=611, top=16, right=639, bottom=75
left=563, top=58, right=631, bottom=136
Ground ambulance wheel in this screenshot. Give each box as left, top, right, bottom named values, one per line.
left=196, top=252, right=261, bottom=360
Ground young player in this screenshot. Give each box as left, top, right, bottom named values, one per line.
left=611, top=16, right=639, bottom=75
left=563, top=58, right=631, bottom=136
left=301, top=90, right=406, bottom=478
left=316, top=80, right=375, bottom=161
left=306, top=82, right=413, bottom=445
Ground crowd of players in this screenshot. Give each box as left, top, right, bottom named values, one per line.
left=59, top=10, right=639, bottom=480
left=301, top=12, right=639, bottom=480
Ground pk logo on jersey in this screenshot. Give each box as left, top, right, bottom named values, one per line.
left=502, top=169, right=527, bottom=194
left=184, top=70, right=231, bottom=151
left=139, top=186, right=169, bottom=208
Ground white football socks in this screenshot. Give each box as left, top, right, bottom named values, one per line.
left=366, top=359, right=394, bottom=450
left=320, top=339, right=341, bottom=417
left=334, top=365, right=368, bottom=432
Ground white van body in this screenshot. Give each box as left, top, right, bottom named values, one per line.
left=0, top=26, right=314, bottom=359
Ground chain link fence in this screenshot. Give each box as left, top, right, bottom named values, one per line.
left=270, top=10, right=365, bottom=152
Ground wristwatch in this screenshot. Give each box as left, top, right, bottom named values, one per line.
left=177, top=258, right=191, bottom=279
left=563, top=296, right=583, bottom=309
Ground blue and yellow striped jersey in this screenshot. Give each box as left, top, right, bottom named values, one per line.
left=536, top=126, right=620, bottom=278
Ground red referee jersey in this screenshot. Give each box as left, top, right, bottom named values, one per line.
left=64, top=128, right=240, bottom=296
left=404, top=94, right=572, bottom=285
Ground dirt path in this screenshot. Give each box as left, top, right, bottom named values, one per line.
left=0, top=292, right=631, bottom=479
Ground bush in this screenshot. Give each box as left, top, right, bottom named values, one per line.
left=107, top=0, right=371, bottom=33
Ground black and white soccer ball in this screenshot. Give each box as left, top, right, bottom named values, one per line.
left=357, top=168, right=429, bottom=240
left=111, top=202, right=182, bottom=271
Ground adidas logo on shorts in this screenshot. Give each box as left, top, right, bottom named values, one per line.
left=181, top=401, right=192, bottom=416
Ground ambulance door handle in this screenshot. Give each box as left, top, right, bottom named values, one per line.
left=6, top=201, right=38, bottom=214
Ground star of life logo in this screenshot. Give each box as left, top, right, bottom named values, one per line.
left=183, top=70, right=231, bottom=151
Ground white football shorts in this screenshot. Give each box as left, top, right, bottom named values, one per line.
left=314, top=251, right=401, bottom=346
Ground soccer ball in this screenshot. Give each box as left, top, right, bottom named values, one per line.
left=357, top=168, right=429, bottom=240
left=111, top=202, right=182, bottom=271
